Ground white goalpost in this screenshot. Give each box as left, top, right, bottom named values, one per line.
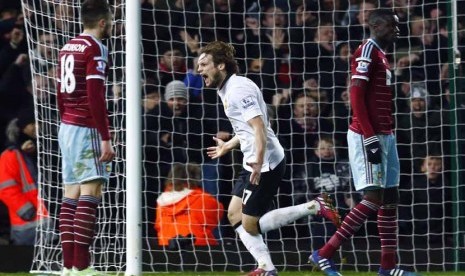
left=20, top=0, right=465, bottom=274
left=125, top=0, right=142, bottom=275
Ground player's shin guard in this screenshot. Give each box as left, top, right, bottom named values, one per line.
left=59, top=197, right=78, bottom=269
left=378, top=205, right=398, bottom=270
left=319, top=199, right=380, bottom=259
left=235, top=223, right=275, bottom=271
left=73, top=195, right=100, bottom=270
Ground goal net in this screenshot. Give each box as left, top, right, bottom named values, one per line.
left=21, top=0, right=465, bottom=274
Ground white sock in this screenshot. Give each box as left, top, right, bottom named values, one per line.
left=258, top=200, right=319, bottom=233
left=235, top=225, right=275, bottom=271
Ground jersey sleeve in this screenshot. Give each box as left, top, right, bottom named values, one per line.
left=85, top=44, right=111, bottom=140
left=351, top=45, right=374, bottom=82
left=86, top=44, right=108, bottom=81
left=349, top=44, right=376, bottom=138
left=233, top=84, right=263, bottom=122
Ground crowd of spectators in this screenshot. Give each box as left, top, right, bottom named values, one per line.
left=0, top=0, right=464, bottom=248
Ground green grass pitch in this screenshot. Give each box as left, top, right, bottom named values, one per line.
left=1, top=272, right=465, bottom=276
left=142, top=273, right=465, bottom=276
left=144, top=273, right=465, bottom=276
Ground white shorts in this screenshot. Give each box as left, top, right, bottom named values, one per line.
left=347, top=130, right=400, bottom=191
left=58, top=123, right=111, bottom=185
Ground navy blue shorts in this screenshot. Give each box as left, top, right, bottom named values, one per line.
left=232, top=158, right=286, bottom=217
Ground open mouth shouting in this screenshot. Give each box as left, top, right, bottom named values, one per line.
left=202, top=73, right=210, bottom=86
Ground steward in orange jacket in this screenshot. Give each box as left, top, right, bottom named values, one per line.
left=0, top=110, right=48, bottom=245
left=154, top=163, right=224, bottom=247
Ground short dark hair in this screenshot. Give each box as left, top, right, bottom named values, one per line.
left=80, top=0, right=111, bottom=29
left=368, top=9, right=395, bottom=26
left=199, top=41, right=238, bottom=75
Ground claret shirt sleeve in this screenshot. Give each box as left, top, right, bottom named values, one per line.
left=349, top=42, right=376, bottom=138
left=85, top=45, right=110, bottom=140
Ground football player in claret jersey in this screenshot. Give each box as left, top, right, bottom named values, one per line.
left=56, top=0, right=114, bottom=275
left=197, top=41, right=341, bottom=276
left=310, top=9, right=422, bottom=276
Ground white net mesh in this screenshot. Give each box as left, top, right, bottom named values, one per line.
left=22, top=0, right=126, bottom=273
left=20, top=0, right=465, bottom=274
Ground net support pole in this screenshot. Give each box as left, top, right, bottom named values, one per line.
left=447, top=0, right=465, bottom=271
left=125, top=0, right=142, bottom=275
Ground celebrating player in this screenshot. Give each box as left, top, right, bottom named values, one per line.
left=56, top=0, right=114, bottom=275
left=197, top=41, right=341, bottom=276
left=309, top=9, right=422, bottom=276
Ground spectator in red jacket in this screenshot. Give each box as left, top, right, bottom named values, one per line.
left=0, top=108, right=48, bottom=245
left=155, top=163, right=224, bottom=248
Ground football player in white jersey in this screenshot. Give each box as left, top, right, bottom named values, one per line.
left=198, top=41, right=341, bottom=276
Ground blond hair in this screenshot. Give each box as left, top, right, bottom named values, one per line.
left=165, top=163, right=202, bottom=191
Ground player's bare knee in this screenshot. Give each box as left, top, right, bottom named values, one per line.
left=363, top=189, right=383, bottom=206
left=64, top=184, right=81, bottom=199
left=227, top=211, right=241, bottom=226
left=80, top=180, right=103, bottom=198
left=241, top=214, right=260, bottom=235
left=382, top=187, right=399, bottom=205
left=242, top=220, right=259, bottom=235
left=228, top=196, right=243, bottom=225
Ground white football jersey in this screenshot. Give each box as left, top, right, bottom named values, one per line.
left=218, top=74, right=285, bottom=172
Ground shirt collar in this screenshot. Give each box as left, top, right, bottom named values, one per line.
left=218, top=73, right=233, bottom=91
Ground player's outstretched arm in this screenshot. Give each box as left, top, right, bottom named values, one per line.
left=206, top=135, right=239, bottom=159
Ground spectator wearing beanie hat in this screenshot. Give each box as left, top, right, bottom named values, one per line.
left=164, top=80, right=188, bottom=101
left=143, top=79, right=205, bottom=187
left=397, top=83, right=445, bottom=174
left=16, top=108, right=36, bottom=135
left=409, top=84, right=428, bottom=115
left=164, top=80, right=188, bottom=117
left=6, top=108, right=37, bottom=152
left=411, top=85, right=427, bottom=99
